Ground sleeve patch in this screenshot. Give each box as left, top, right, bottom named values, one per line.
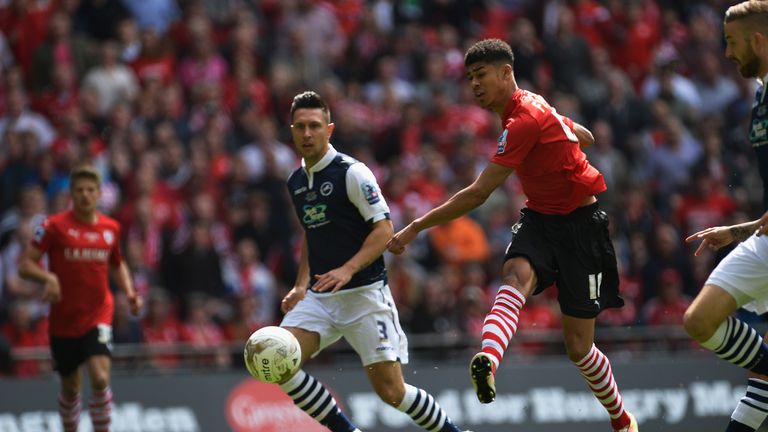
left=34, top=224, right=46, bottom=242
left=361, top=182, right=381, bottom=205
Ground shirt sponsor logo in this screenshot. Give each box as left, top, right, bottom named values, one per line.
left=64, top=248, right=110, bottom=262
left=497, top=129, right=508, bottom=154
left=320, top=182, right=333, bottom=196
left=361, top=182, right=380, bottom=205
left=302, top=204, right=328, bottom=227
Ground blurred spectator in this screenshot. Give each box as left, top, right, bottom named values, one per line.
left=641, top=268, right=691, bottom=326
left=0, top=0, right=53, bottom=76
left=584, top=119, right=629, bottom=213
left=165, top=220, right=227, bottom=317
left=409, top=273, right=460, bottom=334
left=0, top=300, right=48, bottom=377
left=81, top=40, right=139, bottom=116
left=0, top=87, right=56, bottom=150
left=140, top=288, right=181, bottom=369
left=75, top=0, right=132, bottom=41
left=642, top=222, right=696, bottom=298
left=120, top=0, right=180, bottom=35
left=31, top=10, right=95, bottom=92
left=223, top=238, right=277, bottom=326
left=180, top=293, right=230, bottom=369
left=113, top=291, right=142, bottom=345
left=427, top=215, right=490, bottom=267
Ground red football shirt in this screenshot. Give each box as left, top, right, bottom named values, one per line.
left=32, top=211, right=123, bottom=337
left=491, top=89, right=606, bottom=215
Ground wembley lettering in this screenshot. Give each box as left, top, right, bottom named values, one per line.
left=0, top=403, right=199, bottom=432
left=346, top=380, right=743, bottom=429
left=64, top=248, right=109, bottom=262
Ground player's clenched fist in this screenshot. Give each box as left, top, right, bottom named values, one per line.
left=387, top=224, right=418, bottom=254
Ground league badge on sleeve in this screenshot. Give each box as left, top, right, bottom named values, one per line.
left=33, top=223, right=46, bottom=242
left=362, top=182, right=381, bottom=204
left=497, top=129, right=508, bottom=154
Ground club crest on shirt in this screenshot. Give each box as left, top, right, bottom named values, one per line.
left=103, top=230, right=115, bottom=245
left=361, top=182, right=380, bottom=204
left=320, top=181, right=333, bottom=196
left=497, top=129, right=508, bottom=154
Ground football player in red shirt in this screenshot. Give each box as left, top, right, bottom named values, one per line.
left=19, top=165, right=142, bottom=432
left=387, top=39, right=637, bottom=432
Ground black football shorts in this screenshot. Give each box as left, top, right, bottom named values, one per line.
left=504, top=202, right=625, bottom=318
left=50, top=324, right=113, bottom=377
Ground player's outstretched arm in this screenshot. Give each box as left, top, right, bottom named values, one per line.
left=387, top=162, right=514, bottom=254
left=282, top=235, right=310, bottom=313
left=313, top=219, right=393, bottom=293
left=18, top=245, right=61, bottom=303
left=111, top=261, right=142, bottom=315
left=685, top=214, right=766, bottom=257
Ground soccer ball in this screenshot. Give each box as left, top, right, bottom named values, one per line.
left=244, top=326, right=302, bottom=383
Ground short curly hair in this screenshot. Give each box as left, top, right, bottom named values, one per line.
left=464, top=39, right=514, bottom=68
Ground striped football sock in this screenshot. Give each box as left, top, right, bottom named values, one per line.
left=89, top=387, right=113, bottom=432
left=481, top=285, right=526, bottom=372
left=280, top=370, right=358, bottom=432
left=58, top=391, right=81, bottom=432
left=727, top=378, right=768, bottom=431
left=396, top=384, right=461, bottom=432
left=574, top=344, right=631, bottom=430
left=702, top=317, right=768, bottom=374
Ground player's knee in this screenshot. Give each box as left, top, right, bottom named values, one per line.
left=683, top=306, right=715, bottom=342
left=565, top=342, right=591, bottom=363
left=374, top=383, right=405, bottom=407
left=90, top=372, right=110, bottom=390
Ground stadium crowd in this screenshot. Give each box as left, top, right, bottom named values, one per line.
left=0, top=0, right=762, bottom=376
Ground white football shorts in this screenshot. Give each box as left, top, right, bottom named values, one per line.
left=707, top=234, right=768, bottom=314
left=280, top=281, right=409, bottom=366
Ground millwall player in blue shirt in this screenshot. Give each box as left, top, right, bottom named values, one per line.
left=276, top=91, right=468, bottom=432
left=684, top=2, right=768, bottom=431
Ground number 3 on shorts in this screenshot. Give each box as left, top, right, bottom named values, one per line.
left=97, top=324, right=113, bottom=345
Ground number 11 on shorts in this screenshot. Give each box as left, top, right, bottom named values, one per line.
left=589, top=273, right=603, bottom=300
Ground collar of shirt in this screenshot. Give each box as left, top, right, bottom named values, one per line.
left=501, top=88, right=524, bottom=122
left=759, top=73, right=768, bottom=103
left=301, top=144, right=337, bottom=184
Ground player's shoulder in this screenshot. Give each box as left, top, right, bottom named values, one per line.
left=336, top=152, right=360, bottom=169
left=44, top=211, right=72, bottom=228
left=96, top=212, right=121, bottom=230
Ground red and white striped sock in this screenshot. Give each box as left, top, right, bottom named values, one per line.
left=58, top=391, right=81, bottom=432
left=89, top=387, right=113, bottom=432
left=574, top=344, right=631, bottom=430
left=481, top=285, right=526, bottom=373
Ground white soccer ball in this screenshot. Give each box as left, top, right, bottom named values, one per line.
left=244, top=326, right=302, bottom=383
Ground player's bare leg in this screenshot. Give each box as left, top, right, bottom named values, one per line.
left=471, top=257, right=535, bottom=403
left=86, top=355, right=113, bottom=432
left=367, top=361, right=465, bottom=431
left=563, top=315, right=636, bottom=432
left=59, top=370, right=82, bottom=432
